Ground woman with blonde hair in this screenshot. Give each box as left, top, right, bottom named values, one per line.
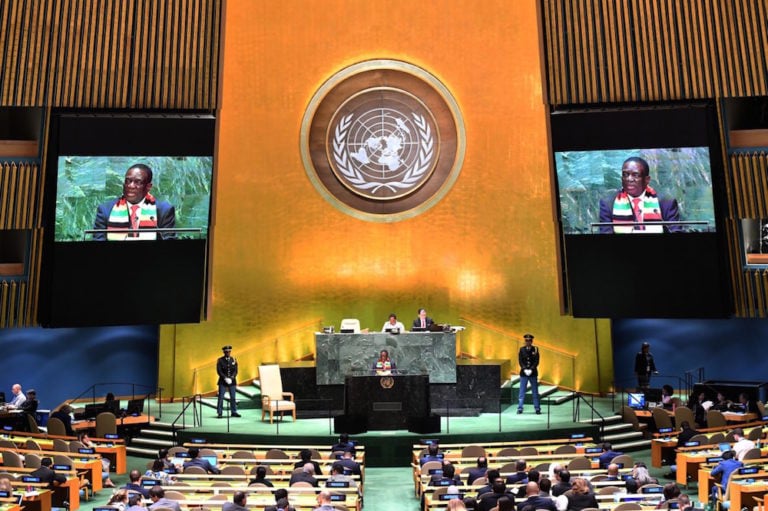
left=107, top=489, right=129, bottom=511
left=565, top=477, right=598, bottom=511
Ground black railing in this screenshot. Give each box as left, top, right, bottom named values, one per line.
left=66, top=382, right=163, bottom=419
left=572, top=393, right=605, bottom=438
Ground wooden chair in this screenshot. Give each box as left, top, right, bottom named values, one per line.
left=741, top=447, right=762, bottom=460
left=182, top=466, right=207, bottom=474
left=613, top=503, right=642, bottom=511
left=519, top=446, right=539, bottom=456
left=706, top=410, right=728, bottom=428
left=567, top=457, right=592, bottom=470
left=598, top=486, right=623, bottom=494
left=46, top=417, right=67, bottom=436
left=554, top=445, right=577, bottom=454
left=461, top=445, right=486, bottom=458
left=291, top=481, right=313, bottom=487
left=24, top=453, right=42, bottom=468
left=747, top=428, right=762, bottom=441
left=0, top=440, right=15, bottom=449
left=53, top=438, right=70, bottom=452
left=25, top=439, right=41, bottom=451
left=533, top=462, right=550, bottom=472
left=688, top=434, right=709, bottom=445
left=220, top=465, right=245, bottom=475
left=259, top=364, right=297, bottom=423
left=1, top=451, right=22, bottom=468
left=652, top=407, right=674, bottom=430
left=231, top=450, right=253, bottom=459
left=168, top=446, right=187, bottom=456
left=674, top=406, right=696, bottom=428
left=164, top=491, right=186, bottom=501
left=211, top=482, right=230, bottom=487
left=621, top=406, right=649, bottom=435
left=26, top=415, right=40, bottom=434
left=95, top=412, right=117, bottom=438
left=250, top=465, right=274, bottom=475
left=496, top=447, right=521, bottom=457
left=611, top=454, right=634, bottom=467
left=208, top=494, right=228, bottom=500
left=265, top=448, right=289, bottom=459
left=421, top=461, right=443, bottom=473
left=708, top=432, right=726, bottom=444
left=69, top=441, right=86, bottom=452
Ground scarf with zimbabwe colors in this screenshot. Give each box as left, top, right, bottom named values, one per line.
left=106, top=193, right=159, bottom=240
left=610, top=186, right=663, bottom=233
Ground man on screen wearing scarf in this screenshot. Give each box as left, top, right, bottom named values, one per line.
left=598, top=156, right=681, bottom=233
left=93, top=163, right=176, bottom=240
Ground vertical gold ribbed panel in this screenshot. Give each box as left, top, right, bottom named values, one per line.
left=0, top=0, right=221, bottom=108
left=541, top=0, right=768, bottom=105
left=0, top=162, right=39, bottom=230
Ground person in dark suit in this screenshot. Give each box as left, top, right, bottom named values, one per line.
left=289, top=463, right=318, bottom=487
left=505, top=460, right=528, bottom=485
left=517, top=333, right=541, bottom=414
left=50, top=404, right=75, bottom=436
left=551, top=469, right=571, bottom=497
left=148, top=485, right=182, bottom=511
left=122, top=469, right=150, bottom=498
left=412, top=308, right=434, bottom=330
left=216, top=345, right=240, bottom=418
left=634, top=341, right=658, bottom=391
left=478, top=480, right=513, bottom=511
left=30, top=457, right=67, bottom=489
left=93, top=163, right=175, bottom=241
left=293, top=449, right=323, bottom=476
left=597, top=442, right=623, bottom=469
left=598, top=157, right=681, bottom=233
left=467, top=456, right=488, bottom=485
left=516, top=482, right=556, bottom=511
left=331, top=433, right=355, bottom=457
left=183, top=447, right=220, bottom=474
left=249, top=465, right=274, bottom=487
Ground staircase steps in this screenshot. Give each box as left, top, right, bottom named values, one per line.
left=579, top=413, right=651, bottom=451
left=126, top=420, right=179, bottom=458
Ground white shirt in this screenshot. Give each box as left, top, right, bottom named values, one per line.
left=8, top=391, right=26, bottom=408
left=381, top=321, right=405, bottom=333
left=733, top=437, right=756, bottom=461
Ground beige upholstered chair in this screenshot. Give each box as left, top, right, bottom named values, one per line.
left=652, top=407, right=673, bottom=430
left=706, top=410, right=727, bottom=428
left=339, top=319, right=361, bottom=333
left=46, top=417, right=67, bottom=436
left=674, top=406, right=696, bottom=428
left=1, top=451, right=22, bottom=468
left=259, top=364, right=296, bottom=423
left=95, top=412, right=117, bottom=437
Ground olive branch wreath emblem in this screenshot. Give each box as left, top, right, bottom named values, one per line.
left=332, top=113, right=434, bottom=194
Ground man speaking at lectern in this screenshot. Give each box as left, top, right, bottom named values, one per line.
left=93, top=163, right=176, bottom=240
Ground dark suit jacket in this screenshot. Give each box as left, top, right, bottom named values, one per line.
left=412, top=317, right=434, bottom=329
left=516, top=495, right=557, bottom=511
left=598, top=190, right=681, bottom=233
left=217, top=355, right=238, bottom=386
left=93, top=197, right=176, bottom=240
left=123, top=482, right=150, bottom=498
left=30, top=466, right=66, bottom=489
left=184, top=457, right=220, bottom=474
left=289, top=471, right=318, bottom=487
left=467, top=466, right=487, bottom=484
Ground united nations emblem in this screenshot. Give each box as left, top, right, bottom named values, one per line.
left=379, top=376, right=395, bottom=389
left=301, top=60, right=465, bottom=221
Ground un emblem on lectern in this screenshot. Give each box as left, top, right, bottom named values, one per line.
left=380, top=376, right=395, bottom=389
left=301, top=60, right=465, bottom=222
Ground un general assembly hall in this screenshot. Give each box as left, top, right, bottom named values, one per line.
left=1, top=2, right=768, bottom=511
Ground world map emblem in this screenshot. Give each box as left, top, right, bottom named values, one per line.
left=301, top=60, right=465, bottom=221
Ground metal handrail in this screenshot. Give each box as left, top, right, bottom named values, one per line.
left=170, top=394, right=203, bottom=442
left=64, top=382, right=163, bottom=418
left=572, top=393, right=605, bottom=438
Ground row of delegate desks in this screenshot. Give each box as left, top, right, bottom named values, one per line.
left=1, top=429, right=128, bottom=474
left=650, top=422, right=767, bottom=468
left=676, top=445, right=768, bottom=487
left=635, top=408, right=759, bottom=423
left=159, top=484, right=361, bottom=510
left=696, top=459, right=768, bottom=508
left=0, top=446, right=104, bottom=493
left=0, top=468, right=80, bottom=511
left=411, top=437, right=595, bottom=461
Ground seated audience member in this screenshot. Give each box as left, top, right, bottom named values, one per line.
left=605, top=463, right=621, bottom=481
left=657, top=482, right=681, bottom=509
left=498, top=496, right=516, bottom=511
left=551, top=469, right=571, bottom=497
left=157, top=448, right=179, bottom=474
left=331, top=433, right=355, bottom=456
left=467, top=456, right=488, bottom=485
left=338, top=449, right=362, bottom=478
left=6, top=384, right=26, bottom=408
left=0, top=477, right=12, bottom=493
left=293, top=448, right=323, bottom=475
left=711, top=392, right=732, bottom=412
left=516, top=470, right=539, bottom=498
left=478, top=480, right=513, bottom=511
left=661, top=385, right=676, bottom=410
left=448, top=499, right=468, bottom=511
left=30, top=457, right=67, bottom=489
left=19, top=389, right=38, bottom=414
left=476, top=469, right=501, bottom=498
left=625, top=478, right=639, bottom=494
left=678, top=494, right=703, bottom=511
left=125, top=493, right=145, bottom=511
left=222, top=491, right=248, bottom=511
left=50, top=404, right=75, bottom=436
left=688, top=392, right=709, bottom=427
left=539, top=477, right=553, bottom=497
left=249, top=465, right=273, bottom=487
left=289, top=463, right=318, bottom=487
left=506, top=459, right=529, bottom=484
left=122, top=469, right=150, bottom=498
left=107, top=489, right=130, bottom=511
left=563, top=477, right=598, bottom=511
left=314, top=491, right=336, bottom=511
left=430, top=462, right=462, bottom=486
left=709, top=450, right=742, bottom=500
left=632, top=462, right=657, bottom=486
left=382, top=313, right=405, bottom=333
left=184, top=447, right=220, bottom=474
left=676, top=421, right=699, bottom=447
left=517, top=482, right=556, bottom=511
left=148, top=485, right=182, bottom=511
left=145, top=459, right=172, bottom=483
left=79, top=431, right=116, bottom=487
left=327, top=462, right=358, bottom=491
left=597, top=442, right=623, bottom=469
left=420, top=443, right=443, bottom=465
left=264, top=489, right=290, bottom=511
left=463, top=496, right=477, bottom=510
left=731, top=428, right=755, bottom=461
left=737, top=393, right=760, bottom=414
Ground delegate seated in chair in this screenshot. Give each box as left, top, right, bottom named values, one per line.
left=259, top=364, right=296, bottom=423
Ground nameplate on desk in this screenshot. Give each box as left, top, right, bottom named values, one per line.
left=53, top=464, right=71, bottom=471
left=21, top=476, right=40, bottom=483
left=658, top=427, right=673, bottom=434
left=439, top=494, right=463, bottom=501
left=706, top=457, right=723, bottom=463
left=570, top=432, right=586, bottom=439
left=739, top=466, right=759, bottom=475
left=104, top=433, right=119, bottom=439
left=641, top=486, right=663, bottom=494
left=585, top=447, right=602, bottom=454
left=684, top=441, right=700, bottom=447
left=190, top=438, right=206, bottom=444
left=326, top=481, right=349, bottom=488
left=330, top=495, right=347, bottom=502
left=434, top=479, right=452, bottom=486
left=78, top=448, right=95, bottom=454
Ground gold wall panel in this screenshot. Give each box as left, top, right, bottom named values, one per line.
left=0, top=0, right=221, bottom=108
left=159, top=0, right=613, bottom=398
left=541, top=0, right=768, bottom=105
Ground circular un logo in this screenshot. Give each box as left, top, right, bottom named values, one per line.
left=301, top=60, right=465, bottom=222
left=379, top=376, right=395, bottom=389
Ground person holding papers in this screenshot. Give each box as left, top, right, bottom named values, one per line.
left=372, top=350, right=397, bottom=375
left=381, top=313, right=405, bottom=333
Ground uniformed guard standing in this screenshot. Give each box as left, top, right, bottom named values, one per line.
left=216, top=345, right=241, bottom=418
left=517, top=333, right=541, bottom=415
